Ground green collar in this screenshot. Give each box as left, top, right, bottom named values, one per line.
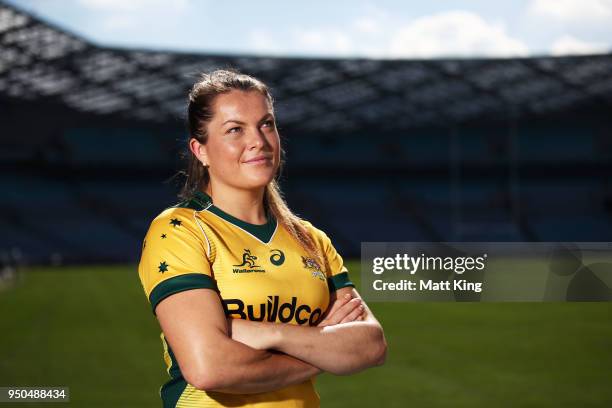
left=193, top=191, right=277, bottom=243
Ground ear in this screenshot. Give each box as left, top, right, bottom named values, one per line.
left=188, top=137, right=208, bottom=166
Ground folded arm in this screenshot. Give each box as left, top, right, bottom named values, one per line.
left=156, top=288, right=321, bottom=394
left=230, top=287, right=388, bottom=375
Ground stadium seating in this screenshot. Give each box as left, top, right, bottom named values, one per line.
left=2, top=119, right=610, bottom=264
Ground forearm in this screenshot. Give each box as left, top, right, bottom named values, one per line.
left=234, top=319, right=386, bottom=375
left=228, top=288, right=387, bottom=377
left=274, top=321, right=386, bottom=375
left=202, top=337, right=321, bottom=394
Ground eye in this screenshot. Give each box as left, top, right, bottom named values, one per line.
left=262, top=120, right=275, bottom=129
left=227, top=126, right=241, bottom=134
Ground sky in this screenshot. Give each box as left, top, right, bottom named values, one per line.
left=5, top=0, right=612, bottom=58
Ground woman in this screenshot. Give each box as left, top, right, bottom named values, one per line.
left=138, top=69, right=387, bottom=407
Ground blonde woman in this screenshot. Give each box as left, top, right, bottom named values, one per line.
left=138, top=70, right=387, bottom=407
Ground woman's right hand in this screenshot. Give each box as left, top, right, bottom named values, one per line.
left=317, top=293, right=365, bottom=327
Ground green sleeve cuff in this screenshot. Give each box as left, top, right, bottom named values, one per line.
left=327, top=271, right=355, bottom=292
left=149, top=273, right=218, bottom=315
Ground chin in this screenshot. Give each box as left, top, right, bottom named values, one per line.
left=242, top=169, right=276, bottom=187
left=241, top=175, right=275, bottom=190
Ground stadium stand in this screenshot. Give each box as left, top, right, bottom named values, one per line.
left=1, top=1, right=611, bottom=264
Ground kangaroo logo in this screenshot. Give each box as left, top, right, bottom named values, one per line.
left=234, top=249, right=259, bottom=268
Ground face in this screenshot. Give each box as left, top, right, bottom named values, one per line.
left=191, top=90, right=280, bottom=192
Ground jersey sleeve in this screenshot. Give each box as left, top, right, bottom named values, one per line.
left=138, top=208, right=217, bottom=314
left=302, top=220, right=355, bottom=292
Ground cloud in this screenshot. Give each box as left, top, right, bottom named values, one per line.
left=102, top=14, right=135, bottom=30
left=527, top=0, right=612, bottom=24
left=248, top=29, right=282, bottom=54
left=352, top=17, right=380, bottom=34
left=388, top=11, right=529, bottom=58
left=76, top=0, right=193, bottom=41
left=550, top=35, right=610, bottom=55
left=78, top=0, right=189, bottom=12
left=292, top=27, right=353, bottom=56
left=246, top=10, right=529, bottom=59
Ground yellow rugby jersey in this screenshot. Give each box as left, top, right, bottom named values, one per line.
left=138, top=191, right=354, bottom=408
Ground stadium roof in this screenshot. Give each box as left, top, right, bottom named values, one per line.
left=2, top=1, right=612, bottom=132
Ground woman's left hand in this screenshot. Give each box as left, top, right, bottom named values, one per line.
left=317, top=293, right=365, bottom=327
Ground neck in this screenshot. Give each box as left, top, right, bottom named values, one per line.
left=205, top=184, right=268, bottom=225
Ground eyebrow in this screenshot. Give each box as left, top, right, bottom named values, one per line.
left=222, top=113, right=274, bottom=126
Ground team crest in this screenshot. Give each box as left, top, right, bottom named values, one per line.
left=302, top=256, right=326, bottom=281
left=234, top=249, right=259, bottom=268
left=233, top=249, right=265, bottom=273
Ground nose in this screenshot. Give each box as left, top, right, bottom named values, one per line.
left=247, top=127, right=268, bottom=150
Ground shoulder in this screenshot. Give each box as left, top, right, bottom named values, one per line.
left=299, top=219, right=321, bottom=237
left=145, top=199, right=212, bottom=242
left=148, top=207, right=196, bottom=231
left=299, top=219, right=332, bottom=248
left=143, top=197, right=217, bottom=254
left=149, top=193, right=212, bottom=227
left=299, top=219, right=348, bottom=278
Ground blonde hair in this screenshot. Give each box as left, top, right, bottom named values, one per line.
left=182, top=69, right=324, bottom=269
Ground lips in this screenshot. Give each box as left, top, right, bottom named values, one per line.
left=243, top=155, right=272, bottom=164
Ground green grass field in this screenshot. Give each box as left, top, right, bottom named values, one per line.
left=1, top=262, right=611, bottom=407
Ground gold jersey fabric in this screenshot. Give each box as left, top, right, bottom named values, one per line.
left=138, top=191, right=354, bottom=408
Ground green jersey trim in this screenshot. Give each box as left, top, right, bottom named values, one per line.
left=174, top=192, right=212, bottom=211
left=192, top=191, right=278, bottom=243
left=327, top=271, right=355, bottom=292
left=149, top=273, right=218, bottom=314
left=160, top=376, right=188, bottom=408
left=160, top=335, right=188, bottom=408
